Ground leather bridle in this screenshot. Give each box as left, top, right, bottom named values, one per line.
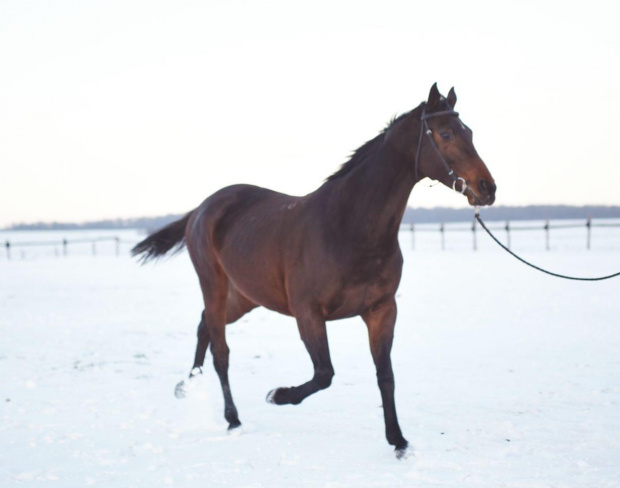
left=414, top=103, right=468, bottom=195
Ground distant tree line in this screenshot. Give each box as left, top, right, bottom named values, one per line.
left=6, top=214, right=184, bottom=232
left=6, top=205, right=620, bottom=231
left=402, top=205, right=620, bottom=224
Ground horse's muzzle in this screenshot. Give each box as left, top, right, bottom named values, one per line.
left=468, top=179, right=496, bottom=206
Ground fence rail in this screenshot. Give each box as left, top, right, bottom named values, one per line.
left=3, top=236, right=139, bottom=259
left=403, top=217, right=620, bottom=251
left=4, top=217, right=620, bottom=259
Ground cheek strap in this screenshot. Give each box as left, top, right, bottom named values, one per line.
left=415, top=105, right=466, bottom=194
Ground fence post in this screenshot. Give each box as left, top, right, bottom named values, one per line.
left=115, top=237, right=120, bottom=257
left=472, top=219, right=477, bottom=251
left=92, top=241, right=97, bottom=256
left=544, top=220, right=550, bottom=251
left=5, top=241, right=10, bottom=260
left=586, top=216, right=592, bottom=250
left=63, top=239, right=68, bottom=257
left=505, top=221, right=511, bottom=250
left=440, top=222, right=445, bottom=251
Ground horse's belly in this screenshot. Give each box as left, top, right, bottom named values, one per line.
left=321, top=281, right=395, bottom=321
left=220, top=258, right=292, bottom=316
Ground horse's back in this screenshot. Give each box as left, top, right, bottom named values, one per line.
left=188, top=183, right=298, bottom=242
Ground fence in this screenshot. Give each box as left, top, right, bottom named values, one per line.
left=3, top=218, right=620, bottom=259
left=2, top=235, right=140, bottom=260
left=403, top=217, right=620, bottom=251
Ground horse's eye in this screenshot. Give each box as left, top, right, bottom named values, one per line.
left=440, top=131, right=452, bottom=141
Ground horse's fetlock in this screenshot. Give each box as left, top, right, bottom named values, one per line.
left=315, top=370, right=334, bottom=389
left=224, top=405, right=239, bottom=424
left=385, top=423, right=406, bottom=446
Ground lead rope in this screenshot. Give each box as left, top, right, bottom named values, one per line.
left=475, top=207, right=620, bottom=281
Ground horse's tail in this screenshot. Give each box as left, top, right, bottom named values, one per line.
left=131, top=212, right=193, bottom=263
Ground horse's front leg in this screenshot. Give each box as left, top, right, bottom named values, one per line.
left=267, top=309, right=335, bottom=405
left=362, top=298, right=409, bottom=458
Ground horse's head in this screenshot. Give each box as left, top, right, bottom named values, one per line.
left=413, top=83, right=496, bottom=206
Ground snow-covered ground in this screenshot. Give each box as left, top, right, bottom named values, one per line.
left=2, top=225, right=620, bottom=487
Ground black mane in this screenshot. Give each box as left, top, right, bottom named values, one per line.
left=326, top=111, right=410, bottom=182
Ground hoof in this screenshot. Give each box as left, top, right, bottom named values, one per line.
left=395, top=444, right=411, bottom=460
left=266, top=387, right=301, bottom=405
left=189, top=366, right=202, bottom=378
left=266, top=387, right=293, bottom=405
left=227, top=421, right=242, bottom=434
left=174, top=380, right=187, bottom=399
left=266, top=388, right=279, bottom=404
left=175, top=367, right=203, bottom=399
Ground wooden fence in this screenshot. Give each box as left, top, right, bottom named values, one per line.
left=3, top=217, right=620, bottom=259
left=3, top=236, right=138, bottom=260
left=404, top=217, right=620, bottom=251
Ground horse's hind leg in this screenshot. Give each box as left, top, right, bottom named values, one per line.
left=189, top=293, right=256, bottom=375
left=200, top=274, right=244, bottom=430
left=174, top=311, right=210, bottom=398
left=175, top=285, right=257, bottom=419
left=191, top=310, right=210, bottom=374
left=267, top=309, right=334, bottom=405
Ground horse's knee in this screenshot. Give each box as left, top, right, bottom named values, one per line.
left=377, top=372, right=394, bottom=386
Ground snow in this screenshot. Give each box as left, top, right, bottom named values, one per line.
left=2, top=226, right=620, bottom=487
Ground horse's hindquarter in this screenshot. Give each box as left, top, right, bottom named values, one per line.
left=188, top=185, right=300, bottom=315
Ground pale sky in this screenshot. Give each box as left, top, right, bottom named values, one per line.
left=1, top=0, right=619, bottom=227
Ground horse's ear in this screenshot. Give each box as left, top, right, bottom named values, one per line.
left=427, top=83, right=441, bottom=112
left=447, top=87, right=457, bottom=108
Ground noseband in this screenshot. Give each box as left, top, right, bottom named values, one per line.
left=414, top=103, right=467, bottom=194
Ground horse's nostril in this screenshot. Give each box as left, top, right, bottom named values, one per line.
left=479, top=179, right=495, bottom=196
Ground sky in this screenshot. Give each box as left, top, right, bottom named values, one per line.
left=1, top=0, right=619, bottom=227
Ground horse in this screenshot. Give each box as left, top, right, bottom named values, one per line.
left=132, top=83, right=496, bottom=458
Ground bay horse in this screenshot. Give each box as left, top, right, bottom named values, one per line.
left=132, top=83, right=496, bottom=458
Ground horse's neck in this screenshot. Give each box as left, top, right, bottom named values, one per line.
left=321, top=142, right=419, bottom=247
